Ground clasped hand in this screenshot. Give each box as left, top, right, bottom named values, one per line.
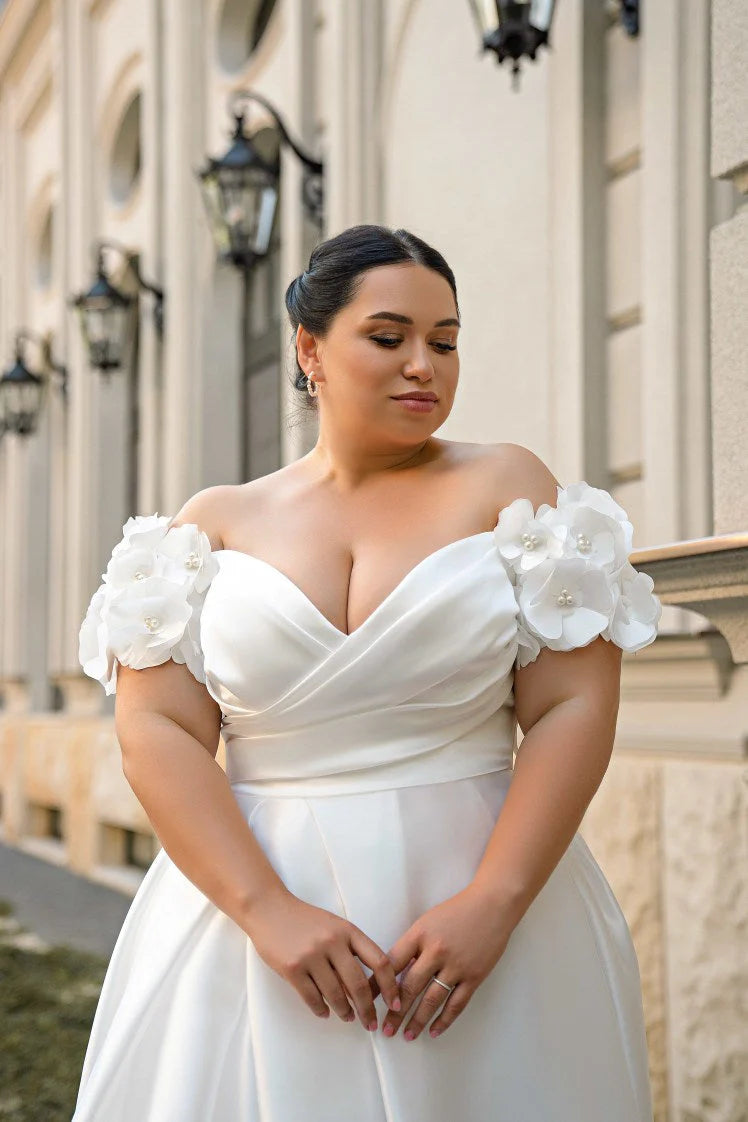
left=372, top=883, right=515, bottom=1041
left=248, top=882, right=516, bottom=1042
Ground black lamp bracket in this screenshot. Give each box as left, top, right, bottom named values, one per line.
left=94, top=239, right=165, bottom=331
left=229, top=90, right=324, bottom=228
left=229, top=90, right=323, bottom=176
left=14, top=328, right=69, bottom=401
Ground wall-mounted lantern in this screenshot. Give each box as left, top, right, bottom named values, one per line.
left=468, top=1, right=639, bottom=90
left=0, top=329, right=67, bottom=438
left=70, top=240, right=164, bottom=374
left=196, top=89, right=324, bottom=271
left=467, top=0, right=557, bottom=89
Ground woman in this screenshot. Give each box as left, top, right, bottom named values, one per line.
left=75, top=224, right=661, bottom=1121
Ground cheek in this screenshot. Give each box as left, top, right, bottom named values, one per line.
left=352, top=342, right=396, bottom=382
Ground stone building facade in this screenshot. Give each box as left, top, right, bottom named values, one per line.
left=0, top=1, right=745, bottom=1118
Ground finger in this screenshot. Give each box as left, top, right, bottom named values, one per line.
left=295, top=971, right=331, bottom=1019
left=376, top=955, right=419, bottom=1027
left=348, top=928, right=402, bottom=1015
left=383, top=929, right=422, bottom=978
left=427, top=982, right=473, bottom=1039
left=380, top=955, right=436, bottom=1038
left=311, top=958, right=356, bottom=1024
left=330, top=950, right=381, bottom=1031
left=403, top=977, right=460, bottom=1041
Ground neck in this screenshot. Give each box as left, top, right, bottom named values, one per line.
left=306, top=428, right=434, bottom=492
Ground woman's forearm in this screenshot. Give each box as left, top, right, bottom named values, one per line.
left=470, top=697, right=618, bottom=927
left=119, top=713, right=287, bottom=934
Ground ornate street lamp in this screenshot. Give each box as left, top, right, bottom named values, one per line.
left=70, top=240, right=164, bottom=373
left=196, top=90, right=324, bottom=482
left=468, top=0, right=640, bottom=90
left=468, top=0, right=557, bottom=89
left=196, top=89, right=324, bottom=270
left=0, top=329, right=68, bottom=438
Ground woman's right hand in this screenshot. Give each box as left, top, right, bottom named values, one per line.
left=244, top=887, right=402, bottom=1031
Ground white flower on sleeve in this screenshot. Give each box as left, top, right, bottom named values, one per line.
left=79, top=513, right=218, bottom=694
left=540, top=501, right=631, bottom=573
left=106, top=516, right=218, bottom=595
left=103, top=577, right=193, bottom=670
left=555, top=480, right=631, bottom=522
left=517, top=556, right=615, bottom=652
left=494, top=498, right=564, bottom=575
left=158, top=521, right=219, bottom=593
left=78, top=584, right=113, bottom=689
left=110, top=513, right=172, bottom=559
left=602, top=561, right=662, bottom=651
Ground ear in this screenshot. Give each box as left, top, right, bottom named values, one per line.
left=296, top=324, right=323, bottom=380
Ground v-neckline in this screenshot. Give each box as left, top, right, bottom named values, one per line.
left=213, top=531, right=495, bottom=641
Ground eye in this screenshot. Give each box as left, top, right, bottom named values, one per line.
left=370, top=336, right=457, bottom=353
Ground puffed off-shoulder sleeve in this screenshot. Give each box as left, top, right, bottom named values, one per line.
left=493, top=481, right=662, bottom=668
left=78, top=513, right=220, bottom=695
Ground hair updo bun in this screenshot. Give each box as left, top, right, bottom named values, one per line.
left=284, top=223, right=458, bottom=410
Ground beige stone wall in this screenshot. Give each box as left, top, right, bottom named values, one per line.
left=1, top=1, right=746, bottom=1119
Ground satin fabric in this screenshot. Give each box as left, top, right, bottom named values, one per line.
left=72, top=533, right=654, bottom=1121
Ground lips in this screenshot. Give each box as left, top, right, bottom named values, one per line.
left=391, top=393, right=438, bottom=402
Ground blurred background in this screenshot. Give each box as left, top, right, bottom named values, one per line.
left=0, top=1, right=746, bottom=1119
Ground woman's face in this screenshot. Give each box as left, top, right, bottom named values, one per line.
left=297, top=262, right=460, bottom=447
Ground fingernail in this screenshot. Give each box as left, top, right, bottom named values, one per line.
left=404, top=1029, right=415, bottom=1041
left=429, top=1027, right=441, bottom=1038
left=391, top=997, right=401, bottom=1012
left=383, top=1023, right=395, bottom=1037
left=368, top=1021, right=378, bottom=1032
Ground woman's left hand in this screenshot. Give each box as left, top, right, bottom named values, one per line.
left=373, top=882, right=519, bottom=1041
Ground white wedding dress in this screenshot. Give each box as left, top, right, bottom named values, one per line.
left=74, top=480, right=661, bottom=1122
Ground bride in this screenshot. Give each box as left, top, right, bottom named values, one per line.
left=75, top=223, right=660, bottom=1120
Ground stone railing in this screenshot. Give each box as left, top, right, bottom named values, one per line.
left=632, top=532, right=748, bottom=664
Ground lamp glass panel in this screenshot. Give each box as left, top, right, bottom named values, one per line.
left=3, top=378, right=43, bottom=426
left=81, top=303, right=130, bottom=368
left=254, top=186, right=278, bottom=255
left=199, top=173, right=231, bottom=256
left=529, top=0, right=554, bottom=30
left=468, top=0, right=499, bottom=34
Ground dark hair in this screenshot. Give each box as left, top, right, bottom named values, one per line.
left=284, top=224, right=459, bottom=409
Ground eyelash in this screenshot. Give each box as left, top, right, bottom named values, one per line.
left=371, top=336, right=457, bottom=353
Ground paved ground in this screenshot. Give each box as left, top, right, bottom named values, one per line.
left=0, top=842, right=131, bottom=958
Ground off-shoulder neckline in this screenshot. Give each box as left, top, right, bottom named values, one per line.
left=212, top=530, right=496, bottom=641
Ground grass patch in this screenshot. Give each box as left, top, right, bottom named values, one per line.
left=0, top=899, right=107, bottom=1121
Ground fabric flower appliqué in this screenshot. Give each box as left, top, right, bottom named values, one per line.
left=493, top=498, right=564, bottom=574
left=496, top=481, right=661, bottom=667
left=79, top=514, right=219, bottom=694
left=603, top=561, right=663, bottom=652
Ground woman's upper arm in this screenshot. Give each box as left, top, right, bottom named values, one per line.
left=80, top=486, right=235, bottom=758
left=512, top=637, right=622, bottom=738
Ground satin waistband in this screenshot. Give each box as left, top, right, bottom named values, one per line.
left=227, top=715, right=515, bottom=799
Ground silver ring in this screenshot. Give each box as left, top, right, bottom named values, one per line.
left=431, top=975, right=454, bottom=994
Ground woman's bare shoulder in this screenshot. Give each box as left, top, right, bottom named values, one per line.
left=170, top=466, right=301, bottom=550
left=168, top=484, right=243, bottom=551
left=454, top=440, right=561, bottom=513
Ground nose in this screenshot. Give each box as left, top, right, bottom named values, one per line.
left=402, top=342, right=435, bottom=379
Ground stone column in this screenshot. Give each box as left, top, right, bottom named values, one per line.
left=710, top=2, right=748, bottom=535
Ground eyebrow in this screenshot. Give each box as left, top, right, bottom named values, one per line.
left=365, top=312, right=460, bottom=328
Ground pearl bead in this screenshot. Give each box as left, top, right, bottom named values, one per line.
left=143, top=616, right=161, bottom=633
left=556, top=588, right=574, bottom=607
left=133, top=570, right=147, bottom=581
left=575, top=533, right=591, bottom=554
left=184, top=552, right=201, bottom=570
left=521, top=532, right=539, bottom=551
